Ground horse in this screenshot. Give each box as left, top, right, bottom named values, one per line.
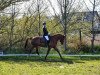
left=24, top=34, right=65, bottom=60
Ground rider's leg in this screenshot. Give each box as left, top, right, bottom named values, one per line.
left=44, top=36, right=49, bottom=47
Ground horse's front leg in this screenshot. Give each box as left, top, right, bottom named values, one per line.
left=54, top=47, right=63, bottom=60
left=45, top=47, right=51, bottom=60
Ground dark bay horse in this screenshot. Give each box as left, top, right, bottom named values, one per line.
left=24, top=34, right=65, bottom=60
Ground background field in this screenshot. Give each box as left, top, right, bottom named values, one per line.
left=0, top=56, right=100, bottom=75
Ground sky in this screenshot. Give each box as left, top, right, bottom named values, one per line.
left=2, top=0, right=100, bottom=17
left=20, top=0, right=100, bottom=13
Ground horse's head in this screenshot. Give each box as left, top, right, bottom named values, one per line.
left=55, top=34, right=65, bottom=45
left=60, top=34, right=65, bottom=45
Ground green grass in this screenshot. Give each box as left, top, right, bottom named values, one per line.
left=0, top=56, right=100, bottom=75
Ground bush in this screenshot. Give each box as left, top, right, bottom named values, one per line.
left=68, top=37, right=90, bottom=53
left=77, top=41, right=90, bottom=53
left=93, top=46, right=100, bottom=53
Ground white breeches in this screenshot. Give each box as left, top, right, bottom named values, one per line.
left=44, top=36, right=49, bottom=40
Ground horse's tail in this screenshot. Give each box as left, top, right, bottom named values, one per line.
left=24, top=38, right=29, bottom=49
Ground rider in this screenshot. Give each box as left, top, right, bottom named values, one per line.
left=43, top=22, right=50, bottom=46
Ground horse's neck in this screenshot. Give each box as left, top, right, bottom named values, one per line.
left=53, top=36, right=60, bottom=41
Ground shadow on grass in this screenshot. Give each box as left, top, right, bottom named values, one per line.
left=0, top=56, right=73, bottom=64
left=0, top=56, right=100, bottom=64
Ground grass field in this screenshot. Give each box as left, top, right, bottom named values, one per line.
left=0, top=56, right=100, bottom=75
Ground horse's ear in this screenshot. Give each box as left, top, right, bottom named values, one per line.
left=63, top=35, right=65, bottom=39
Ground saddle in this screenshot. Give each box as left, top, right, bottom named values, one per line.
left=40, top=37, right=45, bottom=43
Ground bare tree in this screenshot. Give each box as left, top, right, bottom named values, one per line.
left=0, top=0, right=13, bottom=11
left=23, top=0, right=49, bottom=36
left=83, top=0, right=100, bottom=52
left=36, top=0, right=48, bottom=36
left=57, top=0, right=78, bottom=50
left=48, top=0, right=82, bottom=51
left=91, top=0, right=96, bottom=52
left=90, top=0, right=100, bottom=52
left=0, top=0, right=29, bottom=11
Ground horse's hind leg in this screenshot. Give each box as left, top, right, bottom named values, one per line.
left=28, top=49, right=32, bottom=57
left=36, top=47, right=39, bottom=55
left=54, top=47, right=63, bottom=60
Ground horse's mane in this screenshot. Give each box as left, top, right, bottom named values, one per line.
left=52, top=34, right=64, bottom=37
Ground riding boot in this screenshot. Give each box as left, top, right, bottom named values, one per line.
left=45, top=41, right=49, bottom=47
left=47, top=41, right=49, bottom=47
left=44, top=40, right=48, bottom=47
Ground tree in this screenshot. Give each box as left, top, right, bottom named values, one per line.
left=0, top=0, right=29, bottom=11
left=36, top=0, right=48, bottom=36
left=84, top=0, right=100, bottom=52
left=48, top=0, right=82, bottom=51
left=91, top=0, right=96, bottom=52
left=83, top=0, right=100, bottom=52
left=0, top=0, right=13, bottom=11
left=57, top=0, right=79, bottom=51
